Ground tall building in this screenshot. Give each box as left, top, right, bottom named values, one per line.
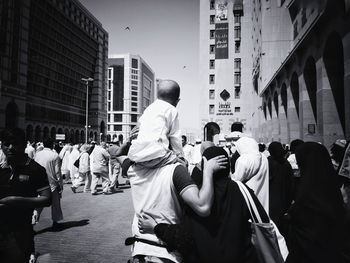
left=107, top=54, right=155, bottom=142
left=199, top=0, right=255, bottom=142
left=251, top=0, right=350, bottom=147
left=0, top=0, right=108, bottom=143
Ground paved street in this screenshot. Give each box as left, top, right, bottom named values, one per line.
left=34, top=180, right=134, bottom=263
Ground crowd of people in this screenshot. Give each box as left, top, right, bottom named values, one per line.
left=0, top=79, right=350, bottom=263
left=0, top=129, right=129, bottom=263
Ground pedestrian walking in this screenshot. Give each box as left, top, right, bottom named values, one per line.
left=34, top=138, right=64, bottom=230
left=90, top=142, right=111, bottom=195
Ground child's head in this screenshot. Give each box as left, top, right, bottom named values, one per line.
left=157, top=80, right=180, bottom=107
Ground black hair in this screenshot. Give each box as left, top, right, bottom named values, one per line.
left=0, top=127, right=26, bottom=147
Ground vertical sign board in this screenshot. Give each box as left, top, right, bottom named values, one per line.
left=215, top=23, right=229, bottom=59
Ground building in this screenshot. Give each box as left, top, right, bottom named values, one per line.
left=251, top=0, right=350, bottom=148
left=107, top=54, right=155, bottom=142
left=199, top=0, right=255, bottom=142
left=0, top=0, right=108, bottom=143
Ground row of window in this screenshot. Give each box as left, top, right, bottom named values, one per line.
left=209, top=105, right=240, bottom=114
left=107, top=124, right=136, bottom=132
left=209, top=74, right=241, bottom=85
left=209, top=43, right=241, bottom=54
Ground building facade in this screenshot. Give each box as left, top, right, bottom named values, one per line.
left=199, top=0, right=255, bottom=142
left=0, top=0, right=108, bottom=143
left=251, top=0, right=350, bottom=148
left=107, top=54, right=155, bottom=142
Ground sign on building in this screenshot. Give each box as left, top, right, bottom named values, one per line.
left=56, top=134, right=65, bottom=140
left=215, top=23, right=229, bottom=59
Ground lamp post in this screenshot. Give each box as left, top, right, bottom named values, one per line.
left=81, top=77, right=94, bottom=143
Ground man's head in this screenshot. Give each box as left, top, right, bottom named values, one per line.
left=43, top=137, right=55, bottom=149
left=157, top=80, right=180, bottom=107
left=0, top=128, right=26, bottom=164
left=182, top=135, right=187, bottom=147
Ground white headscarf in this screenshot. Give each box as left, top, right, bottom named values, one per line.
left=231, top=137, right=269, bottom=213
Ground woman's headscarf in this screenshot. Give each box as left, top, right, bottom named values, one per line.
left=232, top=137, right=269, bottom=212
left=186, top=146, right=266, bottom=262
left=287, top=142, right=345, bottom=263
left=268, top=141, right=286, bottom=164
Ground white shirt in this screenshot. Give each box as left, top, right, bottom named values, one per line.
left=128, top=99, right=183, bottom=162
left=130, top=163, right=182, bottom=262
left=35, top=148, right=62, bottom=192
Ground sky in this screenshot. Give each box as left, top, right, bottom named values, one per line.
left=80, top=0, right=200, bottom=136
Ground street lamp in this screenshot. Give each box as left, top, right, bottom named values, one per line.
left=81, top=77, right=94, bottom=143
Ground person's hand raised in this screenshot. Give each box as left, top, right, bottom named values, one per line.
left=203, top=155, right=228, bottom=173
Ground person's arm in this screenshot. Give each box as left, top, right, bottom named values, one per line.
left=180, top=155, right=228, bottom=216
left=0, top=187, right=51, bottom=208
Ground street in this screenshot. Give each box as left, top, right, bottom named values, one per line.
left=34, top=180, right=134, bottom=263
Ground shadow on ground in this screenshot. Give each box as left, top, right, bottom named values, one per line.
left=35, top=219, right=90, bottom=234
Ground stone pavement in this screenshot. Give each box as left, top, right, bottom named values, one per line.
left=34, top=180, right=134, bottom=263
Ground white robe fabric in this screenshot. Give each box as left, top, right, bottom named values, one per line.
left=231, top=137, right=269, bottom=213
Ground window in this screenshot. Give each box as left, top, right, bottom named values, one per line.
left=210, top=0, right=215, bottom=9
left=108, top=91, right=111, bottom=100
left=131, top=86, right=138, bottom=91
left=108, top=68, right=112, bottom=78
left=108, top=114, right=111, bottom=122
left=131, top=91, right=138, bottom=96
left=210, top=15, right=215, bottom=24
left=114, top=114, right=122, bottom=122
left=234, top=26, right=241, bottom=39
left=131, top=80, right=138, bottom=85
left=132, top=58, right=138, bottom=69
left=234, top=107, right=241, bottom=112
left=114, top=125, right=122, bottom=131
left=108, top=80, right=112, bottom=89
left=209, top=90, right=215, bottom=99
left=235, top=87, right=240, bottom=99
left=131, top=97, right=138, bottom=101
left=131, top=102, right=138, bottom=107
left=209, top=59, right=215, bottom=69
left=209, top=105, right=215, bottom=114
left=210, top=45, right=215, bottom=54
left=235, top=42, right=240, bottom=53
left=210, top=30, right=215, bottom=39
left=108, top=125, right=111, bottom=131
left=234, top=14, right=241, bottom=24
left=108, top=102, right=111, bottom=111
left=131, top=114, right=138, bottom=122
left=234, top=73, right=241, bottom=85
left=131, top=107, right=138, bottom=112
left=234, top=58, right=241, bottom=71
left=209, top=74, right=215, bottom=84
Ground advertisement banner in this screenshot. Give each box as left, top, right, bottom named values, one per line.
left=215, top=1, right=228, bottom=21
left=215, top=23, right=229, bottom=59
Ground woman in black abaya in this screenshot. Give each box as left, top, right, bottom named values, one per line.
left=285, top=142, right=345, bottom=263
left=268, top=141, right=294, bottom=234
